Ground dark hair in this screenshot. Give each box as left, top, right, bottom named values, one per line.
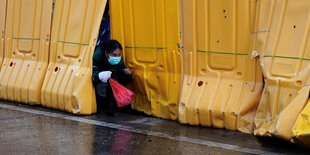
left=100, top=40, right=123, bottom=54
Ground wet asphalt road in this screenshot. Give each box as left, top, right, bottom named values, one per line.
left=0, top=101, right=309, bottom=155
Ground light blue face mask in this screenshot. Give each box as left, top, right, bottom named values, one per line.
left=108, top=56, right=121, bottom=65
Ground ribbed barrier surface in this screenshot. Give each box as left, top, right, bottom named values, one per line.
left=0, top=0, right=7, bottom=69
left=41, top=0, right=107, bottom=114
left=178, top=0, right=263, bottom=133
left=0, top=0, right=52, bottom=104
left=110, top=0, right=181, bottom=120
left=253, top=0, right=310, bottom=140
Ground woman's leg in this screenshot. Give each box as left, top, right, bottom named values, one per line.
left=95, top=83, right=108, bottom=113
left=106, top=85, right=117, bottom=115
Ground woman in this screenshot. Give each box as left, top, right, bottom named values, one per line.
left=92, top=40, right=132, bottom=115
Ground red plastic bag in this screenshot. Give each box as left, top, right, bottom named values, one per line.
left=109, top=78, right=135, bottom=107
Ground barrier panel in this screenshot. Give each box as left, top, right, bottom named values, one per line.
left=41, top=0, right=107, bottom=114
left=253, top=0, right=310, bottom=139
left=292, top=100, right=310, bottom=147
left=0, top=0, right=7, bottom=69
left=0, top=0, right=52, bottom=104
left=110, top=0, right=181, bottom=120
left=178, top=0, right=263, bottom=133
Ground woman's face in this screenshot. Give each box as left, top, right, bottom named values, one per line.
left=107, top=48, right=122, bottom=57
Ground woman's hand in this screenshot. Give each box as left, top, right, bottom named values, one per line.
left=98, top=71, right=112, bottom=83
left=123, top=68, right=132, bottom=75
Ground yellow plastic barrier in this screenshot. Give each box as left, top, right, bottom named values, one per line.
left=178, top=0, right=263, bottom=133
left=110, top=0, right=181, bottom=120
left=0, top=0, right=52, bottom=104
left=292, top=100, right=310, bottom=147
left=41, top=0, right=107, bottom=114
left=0, top=0, right=7, bottom=68
left=253, top=0, right=310, bottom=139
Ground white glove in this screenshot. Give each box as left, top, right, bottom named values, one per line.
left=98, top=71, right=112, bottom=83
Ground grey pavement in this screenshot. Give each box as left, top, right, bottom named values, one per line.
left=0, top=101, right=308, bottom=155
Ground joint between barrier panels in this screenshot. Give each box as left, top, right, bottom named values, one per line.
left=264, top=55, right=310, bottom=61
left=197, top=50, right=248, bottom=55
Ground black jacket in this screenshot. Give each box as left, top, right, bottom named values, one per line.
left=92, top=45, right=132, bottom=86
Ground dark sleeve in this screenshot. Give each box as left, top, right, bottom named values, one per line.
left=92, top=66, right=101, bottom=85
left=92, top=47, right=103, bottom=85
left=116, top=59, right=132, bottom=86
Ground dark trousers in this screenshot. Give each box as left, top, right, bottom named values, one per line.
left=95, top=83, right=117, bottom=115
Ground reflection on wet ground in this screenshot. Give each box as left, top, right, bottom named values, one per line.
left=0, top=101, right=308, bottom=154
